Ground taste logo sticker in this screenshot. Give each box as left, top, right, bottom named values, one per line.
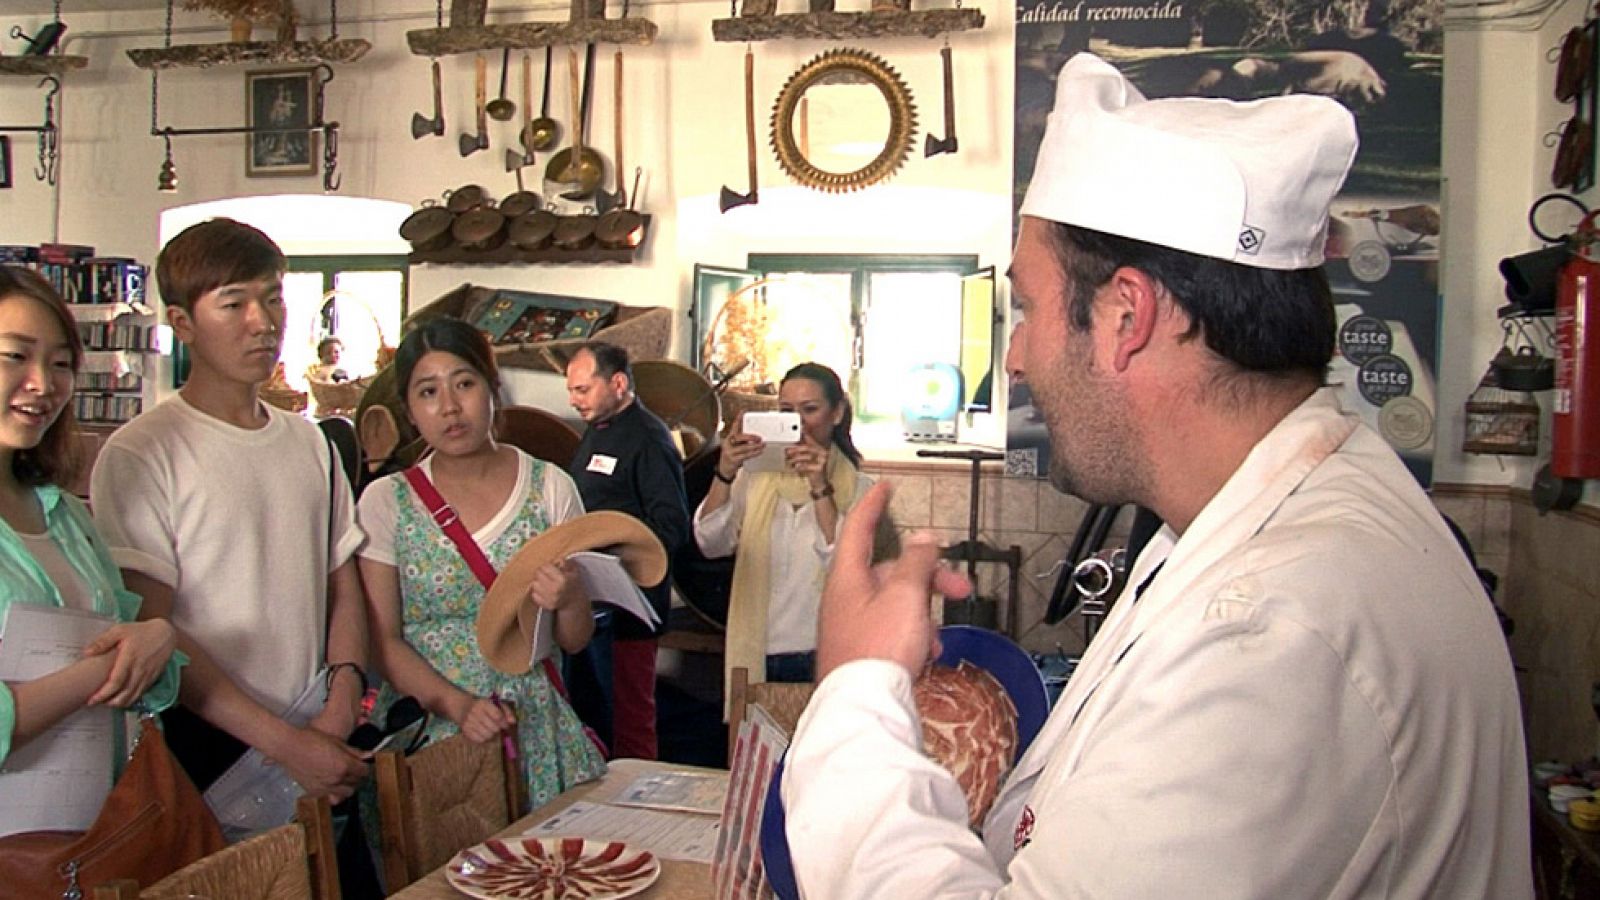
left=1339, top=315, right=1394, bottom=366
left=1357, top=354, right=1414, bottom=406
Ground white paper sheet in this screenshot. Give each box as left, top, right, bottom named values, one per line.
left=569, top=551, right=662, bottom=627
left=525, top=800, right=723, bottom=864
left=202, top=669, right=326, bottom=842
left=0, top=603, right=118, bottom=837
left=613, top=770, right=729, bottom=816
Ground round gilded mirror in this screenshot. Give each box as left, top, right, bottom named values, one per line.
left=771, top=48, right=917, bottom=194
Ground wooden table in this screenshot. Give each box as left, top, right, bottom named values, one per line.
left=389, top=758, right=725, bottom=899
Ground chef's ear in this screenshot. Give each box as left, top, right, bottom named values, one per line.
left=1105, top=266, right=1162, bottom=372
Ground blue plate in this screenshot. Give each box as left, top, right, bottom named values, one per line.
left=759, top=626, right=1049, bottom=900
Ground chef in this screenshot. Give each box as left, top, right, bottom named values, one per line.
left=781, top=53, right=1531, bottom=899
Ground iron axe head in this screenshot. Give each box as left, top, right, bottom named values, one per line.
left=924, top=133, right=958, bottom=157
left=412, top=112, right=443, bottom=139
left=719, top=185, right=757, bottom=213
left=460, top=131, right=486, bottom=158
left=505, top=149, right=532, bottom=172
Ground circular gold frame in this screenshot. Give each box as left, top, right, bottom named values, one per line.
left=770, top=48, right=917, bottom=194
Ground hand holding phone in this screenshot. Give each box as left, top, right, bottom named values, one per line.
left=742, top=411, right=802, bottom=472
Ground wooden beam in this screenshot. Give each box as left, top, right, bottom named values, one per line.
left=711, top=8, right=984, bottom=41
left=407, top=19, right=658, bottom=55
left=126, top=38, right=372, bottom=71
left=0, top=56, right=89, bottom=76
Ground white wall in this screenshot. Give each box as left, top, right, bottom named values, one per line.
left=2, top=0, right=1588, bottom=490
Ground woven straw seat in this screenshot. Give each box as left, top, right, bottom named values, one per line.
left=92, top=796, right=339, bottom=900
left=375, top=731, right=527, bottom=892
left=727, top=666, right=815, bottom=764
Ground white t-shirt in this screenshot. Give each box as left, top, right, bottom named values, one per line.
left=693, top=470, right=874, bottom=656
left=89, top=395, right=364, bottom=717
left=357, top=448, right=585, bottom=566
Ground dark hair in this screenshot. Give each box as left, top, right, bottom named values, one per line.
left=394, top=317, right=501, bottom=404
left=573, top=341, right=633, bottom=389
left=317, top=336, right=343, bottom=356
left=781, top=362, right=862, bottom=468
left=1047, top=221, right=1334, bottom=392
left=155, top=218, right=285, bottom=313
left=0, top=265, right=83, bottom=487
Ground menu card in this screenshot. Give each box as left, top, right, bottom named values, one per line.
left=714, top=705, right=788, bottom=900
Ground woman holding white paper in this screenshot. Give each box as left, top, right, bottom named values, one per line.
left=696, top=362, right=885, bottom=688
left=0, top=265, right=183, bottom=773
left=356, top=318, right=603, bottom=807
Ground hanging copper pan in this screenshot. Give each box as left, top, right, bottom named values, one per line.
left=399, top=201, right=456, bottom=252
left=451, top=203, right=507, bottom=251
left=509, top=204, right=560, bottom=250
left=553, top=207, right=599, bottom=249
left=500, top=190, right=542, bottom=218
left=443, top=184, right=491, bottom=213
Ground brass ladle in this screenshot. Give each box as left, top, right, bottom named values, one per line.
left=525, top=45, right=559, bottom=152
left=486, top=47, right=516, bottom=122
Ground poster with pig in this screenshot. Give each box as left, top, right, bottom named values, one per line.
left=1008, top=0, right=1444, bottom=487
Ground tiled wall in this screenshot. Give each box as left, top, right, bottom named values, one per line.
left=869, top=465, right=1596, bottom=766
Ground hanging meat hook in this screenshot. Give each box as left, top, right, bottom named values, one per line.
left=35, top=76, right=60, bottom=185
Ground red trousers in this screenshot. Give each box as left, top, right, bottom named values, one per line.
left=611, top=637, right=658, bottom=760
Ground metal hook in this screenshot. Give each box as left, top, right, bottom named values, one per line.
left=34, top=76, right=60, bottom=185
left=322, top=124, right=341, bottom=193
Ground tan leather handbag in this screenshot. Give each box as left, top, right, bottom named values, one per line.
left=0, top=717, right=225, bottom=899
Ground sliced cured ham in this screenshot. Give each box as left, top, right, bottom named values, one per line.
left=914, top=661, right=1019, bottom=830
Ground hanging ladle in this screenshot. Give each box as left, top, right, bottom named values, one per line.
left=524, top=45, right=559, bottom=152
left=486, top=47, right=517, bottom=122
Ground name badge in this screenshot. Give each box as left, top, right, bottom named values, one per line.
left=587, top=454, right=618, bottom=475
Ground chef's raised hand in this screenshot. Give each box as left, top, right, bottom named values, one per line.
left=816, top=482, right=971, bottom=681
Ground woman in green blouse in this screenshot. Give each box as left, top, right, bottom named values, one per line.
left=0, top=265, right=183, bottom=774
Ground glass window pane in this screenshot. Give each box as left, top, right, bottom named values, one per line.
left=860, top=271, right=961, bottom=419
left=705, top=273, right=853, bottom=393
left=331, top=270, right=404, bottom=380
left=281, top=271, right=326, bottom=394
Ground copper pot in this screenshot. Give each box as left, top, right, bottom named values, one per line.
left=398, top=201, right=456, bottom=253
left=553, top=207, right=598, bottom=250
left=451, top=204, right=507, bottom=251
left=500, top=190, right=542, bottom=219
left=443, top=184, right=492, bottom=213
left=509, top=205, right=559, bottom=250
left=595, top=168, right=644, bottom=249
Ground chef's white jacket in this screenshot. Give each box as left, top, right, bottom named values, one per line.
left=783, top=390, right=1532, bottom=899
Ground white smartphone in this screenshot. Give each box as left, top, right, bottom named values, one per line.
left=742, top=411, right=802, bottom=472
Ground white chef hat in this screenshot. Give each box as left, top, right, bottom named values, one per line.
left=1020, top=53, right=1359, bottom=270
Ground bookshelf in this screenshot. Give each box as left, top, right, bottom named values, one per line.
left=2, top=243, right=159, bottom=428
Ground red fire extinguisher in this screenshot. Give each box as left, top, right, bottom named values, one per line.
left=1554, top=211, right=1600, bottom=479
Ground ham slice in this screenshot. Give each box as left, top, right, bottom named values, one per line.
left=913, top=661, right=1019, bottom=830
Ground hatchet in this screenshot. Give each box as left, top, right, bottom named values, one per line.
left=925, top=46, right=959, bottom=157
left=720, top=47, right=759, bottom=213
left=411, top=59, right=445, bottom=139
left=459, top=54, right=489, bottom=157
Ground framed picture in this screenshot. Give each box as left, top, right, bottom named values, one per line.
left=245, top=68, right=318, bottom=177
left=0, top=137, right=12, bottom=189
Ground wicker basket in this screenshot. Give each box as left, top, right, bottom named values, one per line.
left=719, top=389, right=779, bottom=434
left=308, top=376, right=371, bottom=416
left=261, top=384, right=308, bottom=414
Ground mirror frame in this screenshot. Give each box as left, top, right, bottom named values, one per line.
left=770, top=48, right=917, bottom=194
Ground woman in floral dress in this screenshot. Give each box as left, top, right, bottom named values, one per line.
left=356, top=318, right=604, bottom=806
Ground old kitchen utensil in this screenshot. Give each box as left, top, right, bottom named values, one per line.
left=546, top=44, right=604, bottom=200
left=509, top=204, right=560, bottom=250
left=459, top=54, right=489, bottom=157
left=487, top=47, right=517, bottom=122
left=595, top=48, right=626, bottom=214
left=411, top=59, right=445, bottom=139
left=596, top=168, right=645, bottom=249
left=525, top=46, right=560, bottom=153
left=506, top=52, right=537, bottom=173
left=925, top=45, right=958, bottom=157
left=399, top=201, right=456, bottom=253
left=443, top=183, right=491, bottom=213
left=554, top=207, right=600, bottom=250
left=451, top=202, right=507, bottom=251
left=720, top=46, right=759, bottom=212
left=500, top=189, right=542, bottom=218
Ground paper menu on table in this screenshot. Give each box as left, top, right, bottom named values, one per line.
left=0, top=603, right=118, bottom=838
left=524, top=800, right=722, bottom=864
left=613, top=770, right=729, bottom=816
left=715, top=705, right=788, bottom=900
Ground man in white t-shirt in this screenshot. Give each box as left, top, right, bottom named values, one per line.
left=89, top=218, right=370, bottom=807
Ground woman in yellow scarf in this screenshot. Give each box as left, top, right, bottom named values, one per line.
left=694, top=363, right=871, bottom=692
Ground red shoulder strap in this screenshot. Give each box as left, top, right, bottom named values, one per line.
left=402, top=466, right=498, bottom=590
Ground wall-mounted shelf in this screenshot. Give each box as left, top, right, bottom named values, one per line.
left=126, top=38, right=371, bottom=70
left=711, top=8, right=983, bottom=42
left=409, top=217, right=651, bottom=265
left=406, top=19, right=658, bottom=55
left=0, top=56, right=88, bottom=76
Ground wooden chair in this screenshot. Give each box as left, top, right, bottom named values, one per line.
left=727, top=666, right=815, bottom=764
left=92, top=795, right=340, bottom=900
left=374, top=731, right=528, bottom=892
